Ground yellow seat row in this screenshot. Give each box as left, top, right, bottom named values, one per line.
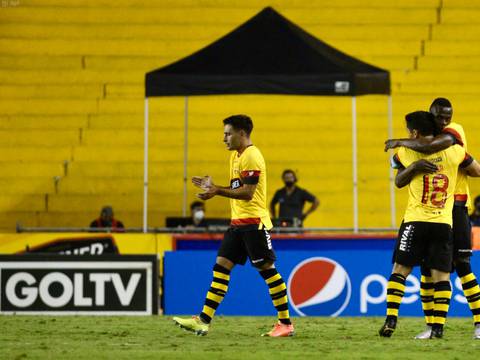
left=0, top=85, right=103, bottom=99
left=425, top=41, right=480, bottom=56
left=0, top=38, right=423, bottom=57
left=0, top=195, right=47, bottom=212
left=0, top=130, right=80, bottom=146
left=417, top=56, right=480, bottom=71
left=0, top=179, right=55, bottom=194
left=2, top=7, right=436, bottom=25
left=20, top=0, right=441, bottom=8
left=0, top=147, right=72, bottom=162
left=0, top=115, right=88, bottom=129
left=0, top=23, right=431, bottom=41
left=0, top=163, right=65, bottom=177
left=442, top=9, right=480, bottom=23
left=0, top=69, right=142, bottom=85
left=0, top=55, right=83, bottom=70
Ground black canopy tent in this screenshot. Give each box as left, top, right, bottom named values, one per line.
left=144, top=7, right=393, bottom=232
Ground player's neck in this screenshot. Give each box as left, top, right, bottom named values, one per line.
left=237, top=140, right=253, bottom=155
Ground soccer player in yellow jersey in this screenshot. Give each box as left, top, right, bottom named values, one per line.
left=173, top=115, right=294, bottom=337
left=379, top=111, right=480, bottom=339
left=385, top=98, right=480, bottom=339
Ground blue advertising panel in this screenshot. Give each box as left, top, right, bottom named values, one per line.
left=164, top=249, right=477, bottom=317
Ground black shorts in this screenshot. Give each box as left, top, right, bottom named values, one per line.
left=452, top=205, right=473, bottom=259
left=393, top=221, right=453, bottom=273
left=217, top=227, right=276, bottom=268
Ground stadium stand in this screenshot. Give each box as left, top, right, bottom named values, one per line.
left=1, top=0, right=479, bottom=231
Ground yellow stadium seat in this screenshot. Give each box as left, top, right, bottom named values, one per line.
left=0, top=115, right=88, bottom=129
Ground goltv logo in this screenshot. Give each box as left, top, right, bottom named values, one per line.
left=287, top=257, right=351, bottom=316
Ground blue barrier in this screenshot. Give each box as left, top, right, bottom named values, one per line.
left=164, top=248, right=478, bottom=317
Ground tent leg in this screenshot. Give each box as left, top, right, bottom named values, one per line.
left=388, top=95, right=396, bottom=229
left=143, top=97, right=149, bottom=233
left=183, top=96, right=188, bottom=217
left=352, top=97, right=358, bottom=233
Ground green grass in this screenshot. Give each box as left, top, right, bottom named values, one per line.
left=1, top=316, right=480, bottom=359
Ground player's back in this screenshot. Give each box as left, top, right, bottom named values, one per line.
left=396, top=145, right=466, bottom=225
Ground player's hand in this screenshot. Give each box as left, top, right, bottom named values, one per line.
left=192, top=176, right=212, bottom=190
left=384, top=139, right=401, bottom=152
left=413, top=159, right=438, bottom=174
left=196, top=184, right=218, bottom=201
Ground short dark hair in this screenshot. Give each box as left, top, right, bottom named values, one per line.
left=405, top=111, right=436, bottom=136
left=430, top=97, right=452, bottom=109
left=223, top=115, right=253, bottom=136
left=190, top=201, right=204, bottom=211
left=282, top=169, right=297, bottom=180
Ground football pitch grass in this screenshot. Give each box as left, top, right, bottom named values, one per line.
left=2, top=316, right=480, bottom=359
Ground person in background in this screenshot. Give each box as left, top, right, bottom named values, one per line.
left=270, top=169, right=319, bottom=227
left=190, top=201, right=208, bottom=227
left=90, top=206, right=124, bottom=231
left=470, top=196, right=480, bottom=227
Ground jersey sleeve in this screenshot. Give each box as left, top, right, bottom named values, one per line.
left=391, top=154, right=404, bottom=169
left=450, top=144, right=468, bottom=167
left=443, top=126, right=464, bottom=146
left=460, top=153, right=474, bottom=168
left=392, top=147, right=416, bottom=169
left=301, top=189, right=316, bottom=202
left=240, top=150, right=263, bottom=185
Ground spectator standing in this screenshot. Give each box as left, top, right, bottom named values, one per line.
left=270, top=169, right=319, bottom=227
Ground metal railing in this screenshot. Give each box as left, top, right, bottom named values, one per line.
left=16, top=225, right=397, bottom=234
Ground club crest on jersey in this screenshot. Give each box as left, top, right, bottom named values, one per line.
left=288, top=257, right=351, bottom=317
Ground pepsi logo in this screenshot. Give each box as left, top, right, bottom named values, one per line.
left=287, top=257, right=351, bottom=317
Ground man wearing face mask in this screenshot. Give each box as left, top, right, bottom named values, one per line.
left=270, top=169, right=319, bottom=227
left=189, top=201, right=208, bottom=227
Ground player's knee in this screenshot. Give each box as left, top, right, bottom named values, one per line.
left=392, top=263, right=412, bottom=277
left=430, top=269, right=450, bottom=282
left=216, top=256, right=235, bottom=270
left=420, top=265, right=432, bottom=277
left=454, top=257, right=472, bottom=277
left=454, top=256, right=470, bottom=266
left=255, top=261, right=275, bottom=271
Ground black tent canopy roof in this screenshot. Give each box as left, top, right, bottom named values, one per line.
left=145, top=7, right=390, bottom=97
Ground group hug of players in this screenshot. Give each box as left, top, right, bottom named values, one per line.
left=380, top=98, right=480, bottom=339
left=172, top=101, right=480, bottom=339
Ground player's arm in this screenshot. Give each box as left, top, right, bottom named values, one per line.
left=192, top=175, right=257, bottom=201
left=462, top=154, right=480, bottom=177
left=196, top=183, right=256, bottom=201
left=385, top=133, right=455, bottom=154
left=394, top=159, right=438, bottom=188
left=214, top=184, right=256, bottom=200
